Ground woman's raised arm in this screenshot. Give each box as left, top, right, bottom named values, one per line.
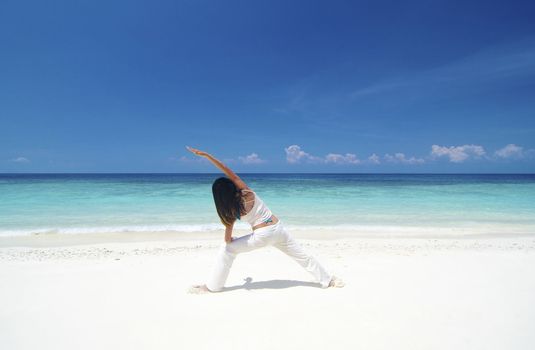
left=186, top=146, right=249, bottom=190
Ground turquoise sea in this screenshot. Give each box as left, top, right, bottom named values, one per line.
left=1, top=174, right=535, bottom=237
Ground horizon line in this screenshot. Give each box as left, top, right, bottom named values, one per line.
left=1, top=172, right=535, bottom=175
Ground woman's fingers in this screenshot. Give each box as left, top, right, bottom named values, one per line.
left=186, top=146, right=205, bottom=156
left=186, top=146, right=196, bottom=153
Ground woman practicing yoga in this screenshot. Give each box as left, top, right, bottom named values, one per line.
left=187, top=146, right=344, bottom=293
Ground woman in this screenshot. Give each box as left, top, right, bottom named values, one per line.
left=186, top=146, right=344, bottom=293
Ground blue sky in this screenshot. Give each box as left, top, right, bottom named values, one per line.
left=1, top=0, right=534, bottom=173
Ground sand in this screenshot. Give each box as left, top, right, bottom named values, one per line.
left=1, top=233, right=535, bottom=350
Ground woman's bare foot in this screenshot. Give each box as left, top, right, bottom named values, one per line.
left=328, top=276, right=345, bottom=288
left=188, top=284, right=211, bottom=294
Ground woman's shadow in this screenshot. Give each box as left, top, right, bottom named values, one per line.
left=223, top=277, right=321, bottom=291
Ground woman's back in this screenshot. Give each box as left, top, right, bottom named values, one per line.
left=239, top=189, right=273, bottom=227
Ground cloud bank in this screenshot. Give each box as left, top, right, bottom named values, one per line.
left=430, top=144, right=486, bottom=163
left=285, top=145, right=361, bottom=165
left=325, top=153, right=360, bottom=164
left=384, top=153, right=425, bottom=164
left=175, top=143, right=533, bottom=168
left=238, top=153, right=266, bottom=164
left=284, top=143, right=532, bottom=167
left=494, top=144, right=524, bottom=159
left=285, top=145, right=422, bottom=165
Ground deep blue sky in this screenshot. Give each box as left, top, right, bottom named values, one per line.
left=1, top=0, right=534, bottom=173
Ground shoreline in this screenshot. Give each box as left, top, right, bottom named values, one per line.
left=1, top=234, right=534, bottom=260
left=1, top=228, right=535, bottom=248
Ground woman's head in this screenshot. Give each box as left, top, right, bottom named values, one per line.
left=212, top=177, right=243, bottom=226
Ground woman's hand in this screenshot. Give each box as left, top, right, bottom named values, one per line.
left=185, top=146, right=249, bottom=190
left=224, top=224, right=234, bottom=243
left=186, top=146, right=210, bottom=157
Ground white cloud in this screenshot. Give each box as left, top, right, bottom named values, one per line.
left=325, top=153, right=360, bottom=164
left=10, top=157, right=30, bottom=163
left=368, top=153, right=380, bottom=164
left=238, top=153, right=266, bottom=164
left=285, top=145, right=360, bottom=165
left=284, top=145, right=308, bottom=163
left=285, top=145, right=317, bottom=163
left=384, top=153, right=425, bottom=164
left=430, top=144, right=486, bottom=163
left=494, top=144, right=524, bottom=159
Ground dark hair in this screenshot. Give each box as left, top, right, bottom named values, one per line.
left=212, top=177, right=243, bottom=226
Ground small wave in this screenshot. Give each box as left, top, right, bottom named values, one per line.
left=0, top=223, right=226, bottom=237
left=283, top=223, right=535, bottom=237
left=1, top=222, right=532, bottom=237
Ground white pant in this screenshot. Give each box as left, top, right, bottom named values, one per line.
left=206, top=221, right=332, bottom=291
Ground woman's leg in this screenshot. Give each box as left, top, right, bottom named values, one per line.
left=205, top=232, right=270, bottom=292
left=273, top=226, right=333, bottom=288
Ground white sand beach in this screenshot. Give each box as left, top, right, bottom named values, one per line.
left=1, top=233, right=535, bottom=350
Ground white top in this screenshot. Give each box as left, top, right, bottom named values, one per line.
left=239, top=189, right=273, bottom=227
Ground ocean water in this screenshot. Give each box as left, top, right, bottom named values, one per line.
left=1, top=174, right=534, bottom=237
